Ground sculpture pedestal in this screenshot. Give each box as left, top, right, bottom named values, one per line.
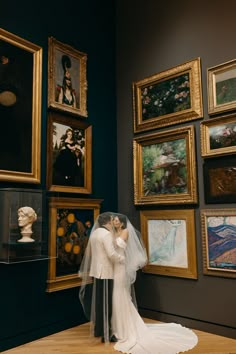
left=17, top=232, right=35, bottom=243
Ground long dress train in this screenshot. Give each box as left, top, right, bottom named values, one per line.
left=112, top=237, right=198, bottom=354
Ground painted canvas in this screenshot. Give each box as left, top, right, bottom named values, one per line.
left=141, top=73, right=190, bottom=120
left=209, top=122, right=236, bottom=150
left=141, top=209, right=197, bottom=279
left=142, top=139, right=187, bottom=196
left=215, top=68, right=236, bottom=106
left=201, top=209, right=236, bottom=277
left=206, top=216, right=236, bottom=270
left=147, top=219, right=188, bottom=268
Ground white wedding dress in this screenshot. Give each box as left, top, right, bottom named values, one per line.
left=112, top=237, right=198, bottom=354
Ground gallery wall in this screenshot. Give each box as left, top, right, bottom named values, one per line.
left=116, top=0, right=236, bottom=339
left=0, top=0, right=117, bottom=351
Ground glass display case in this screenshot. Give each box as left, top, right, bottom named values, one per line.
left=0, top=188, right=50, bottom=263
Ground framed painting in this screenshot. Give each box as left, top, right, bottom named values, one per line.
left=140, top=209, right=197, bottom=279
left=133, top=58, right=203, bottom=133
left=201, top=113, right=236, bottom=157
left=201, top=208, right=236, bottom=278
left=47, top=111, right=92, bottom=194
left=0, top=28, right=42, bottom=183
left=48, top=36, right=87, bottom=117
left=46, top=197, right=103, bottom=292
left=133, top=125, right=197, bottom=205
left=208, top=59, right=236, bottom=115
left=203, top=156, right=236, bottom=204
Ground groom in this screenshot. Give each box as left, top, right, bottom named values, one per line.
left=89, top=212, right=124, bottom=342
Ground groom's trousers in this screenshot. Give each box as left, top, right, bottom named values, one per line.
left=94, top=278, right=113, bottom=337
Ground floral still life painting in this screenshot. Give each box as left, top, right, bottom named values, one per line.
left=133, top=58, right=203, bottom=132
left=141, top=73, right=190, bottom=121
left=201, top=209, right=236, bottom=278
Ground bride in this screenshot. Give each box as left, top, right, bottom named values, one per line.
left=79, top=212, right=198, bottom=354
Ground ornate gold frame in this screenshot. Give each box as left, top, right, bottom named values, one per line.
left=46, top=111, right=92, bottom=194
left=46, top=197, right=103, bottom=292
left=0, top=28, right=42, bottom=183
left=133, top=125, right=198, bottom=205
left=208, top=58, right=236, bottom=115
left=48, top=37, right=87, bottom=117
left=141, top=209, right=197, bottom=279
left=133, top=58, right=203, bottom=133
left=201, top=113, right=236, bottom=157
left=201, top=208, right=236, bottom=278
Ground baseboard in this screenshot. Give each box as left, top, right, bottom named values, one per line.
left=139, top=308, right=236, bottom=340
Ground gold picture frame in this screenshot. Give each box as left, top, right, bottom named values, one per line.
left=48, top=36, right=87, bottom=117
left=208, top=58, right=236, bottom=115
left=133, top=125, right=198, bottom=205
left=46, top=111, right=92, bottom=194
left=46, top=197, right=103, bottom=292
left=133, top=58, right=203, bottom=133
left=201, top=208, right=236, bottom=278
left=0, top=28, right=42, bottom=183
left=141, top=209, right=197, bottom=279
left=201, top=113, right=236, bottom=157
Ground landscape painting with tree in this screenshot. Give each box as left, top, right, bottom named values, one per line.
left=133, top=126, right=197, bottom=205
left=142, top=138, right=187, bottom=196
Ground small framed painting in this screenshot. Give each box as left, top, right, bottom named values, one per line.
left=133, top=58, right=203, bottom=133
left=203, top=157, right=236, bottom=204
left=201, top=113, right=236, bottom=157
left=140, top=209, right=197, bottom=279
left=48, top=37, right=87, bottom=117
left=208, top=58, right=236, bottom=115
left=201, top=208, right=236, bottom=278
left=133, top=125, right=198, bottom=205
left=46, top=197, right=103, bottom=292
left=46, top=111, right=92, bottom=194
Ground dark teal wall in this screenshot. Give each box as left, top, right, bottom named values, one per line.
left=0, top=0, right=117, bottom=351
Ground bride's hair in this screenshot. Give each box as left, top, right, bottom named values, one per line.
left=114, top=213, right=127, bottom=229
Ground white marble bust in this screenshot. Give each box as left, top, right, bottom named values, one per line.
left=17, top=206, right=37, bottom=243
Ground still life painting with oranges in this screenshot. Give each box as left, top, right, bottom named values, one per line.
left=56, top=208, right=93, bottom=277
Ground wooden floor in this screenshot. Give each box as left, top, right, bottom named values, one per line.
left=3, top=318, right=236, bottom=354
